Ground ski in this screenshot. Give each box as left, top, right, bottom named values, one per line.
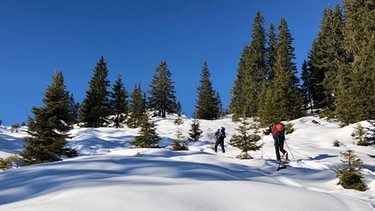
left=276, top=163, right=287, bottom=171
left=276, top=160, right=288, bottom=171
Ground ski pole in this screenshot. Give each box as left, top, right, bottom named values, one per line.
left=261, top=132, right=264, bottom=158
left=285, top=140, right=295, bottom=161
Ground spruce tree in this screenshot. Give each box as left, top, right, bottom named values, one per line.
left=110, top=74, right=129, bottom=128
left=366, top=120, right=375, bottom=149
left=351, top=123, right=370, bottom=146
left=175, top=101, right=182, bottom=116
left=322, top=5, right=345, bottom=113
left=127, top=83, right=146, bottom=128
left=130, top=111, right=160, bottom=148
left=148, top=60, right=177, bottom=118
left=214, top=91, right=224, bottom=117
left=188, top=119, right=203, bottom=142
left=335, top=54, right=354, bottom=125
left=300, top=60, right=314, bottom=113
left=173, top=128, right=188, bottom=151
left=230, top=46, right=249, bottom=121
left=241, top=10, right=268, bottom=117
left=334, top=149, right=367, bottom=191
left=229, top=118, right=262, bottom=159
left=266, top=23, right=278, bottom=81
left=308, top=7, right=333, bottom=110
left=336, top=0, right=375, bottom=124
left=195, top=61, right=221, bottom=120
left=22, top=70, right=77, bottom=165
left=260, top=18, right=303, bottom=125
left=258, top=24, right=278, bottom=124
left=67, top=93, right=80, bottom=125
left=307, top=5, right=345, bottom=114
left=80, top=56, right=111, bottom=127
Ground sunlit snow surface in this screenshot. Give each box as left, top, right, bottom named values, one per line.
left=0, top=115, right=374, bottom=210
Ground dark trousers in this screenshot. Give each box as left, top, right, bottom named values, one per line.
left=215, top=138, right=225, bottom=153
left=274, top=134, right=287, bottom=161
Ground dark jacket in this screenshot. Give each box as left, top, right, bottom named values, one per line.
left=216, top=128, right=226, bottom=140
left=264, top=122, right=285, bottom=138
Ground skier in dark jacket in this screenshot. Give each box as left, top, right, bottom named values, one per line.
left=263, top=122, right=288, bottom=161
left=211, top=127, right=226, bottom=153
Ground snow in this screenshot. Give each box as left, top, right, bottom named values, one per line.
left=0, top=115, right=374, bottom=210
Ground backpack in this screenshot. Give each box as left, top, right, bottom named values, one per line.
left=271, top=122, right=284, bottom=135
left=218, top=129, right=226, bottom=139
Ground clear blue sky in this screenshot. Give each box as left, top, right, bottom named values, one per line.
left=0, top=0, right=342, bottom=125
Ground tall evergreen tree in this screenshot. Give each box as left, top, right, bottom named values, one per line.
left=335, top=53, right=354, bottom=125
left=110, top=74, right=129, bottom=128
left=127, top=82, right=146, bottom=128
left=307, top=5, right=345, bottom=114
left=266, top=23, right=278, bottom=81
left=195, top=61, right=221, bottom=120
left=229, top=46, right=250, bottom=121
left=258, top=23, right=278, bottom=123
left=175, top=100, right=182, bottom=116
left=308, top=8, right=333, bottom=110
left=322, top=5, right=346, bottom=113
left=22, top=70, right=77, bottom=165
left=336, top=0, right=375, bottom=124
left=241, top=10, right=268, bottom=117
left=80, top=56, right=111, bottom=127
left=260, top=18, right=303, bottom=125
left=148, top=60, right=177, bottom=118
left=300, top=60, right=314, bottom=113
left=67, top=93, right=80, bottom=125
left=214, top=91, right=224, bottom=116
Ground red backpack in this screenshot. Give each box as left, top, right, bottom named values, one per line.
left=271, top=122, right=284, bottom=135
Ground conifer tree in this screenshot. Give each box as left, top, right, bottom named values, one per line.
left=148, top=60, right=177, bottom=118
left=229, top=46, right=249, bottom=121
left=300, top=60, right=314, bottom=113
left=241, top=10, right=268, bottom=117
left=366, top=120, right=375, bottom=149
left=175, top=101, right=182, bottom=116
left=308, top=8, right=332, bottom=110
left=229, top=118, right=262, bottom=159
left=67, top=93, right=80, bottom=125
left=127, top=83, right=146, bottom=128
left=259, top=18, right=303, bottom=125
left=188, top=119, right=203, bottom=142
left=130, top=111, right=160, bottom=148
left=173, top=128, right=188, bottom=151
left=351, top=123, right=370, bottom=146
left=336, top=0, right=375, bottom=124
left=322, top=5, right=345, bottom=113
left=22, top=70, right=77, bottom=165
left=307, top=5, right=345, bottom=114
left=173, top=100, right=184, bottom=125
left=80, top=56, right=111, bottom=127
left=334, top=149, right=367, bottom=191
left=110, top=74, right=129, bottom=128
left=214, top=91, right=224, bottom=117
left=266, top=23, right=278, bottom=81
left=258, top=24, right=278, bottom=124
left=195, top=61, right=221, bottom=120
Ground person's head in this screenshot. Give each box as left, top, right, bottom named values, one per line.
left=221, top=127, right=225, bottom=131
left=270, top=122, right=278, bottom=127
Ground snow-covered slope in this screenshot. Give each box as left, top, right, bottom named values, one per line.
left=0, top=115, right=374, bottom=210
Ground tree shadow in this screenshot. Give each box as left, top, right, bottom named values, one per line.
left=311, top=154, right=338, bottom=160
